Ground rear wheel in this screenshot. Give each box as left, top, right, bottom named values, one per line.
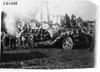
left=27, top=37, right=34, bottom=48
left=62, top=37, right=73, bottom=50
left=16, top=37, right=20, bottom=47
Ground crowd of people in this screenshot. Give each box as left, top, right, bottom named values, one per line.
left=1, top=13, right=95, bottom=50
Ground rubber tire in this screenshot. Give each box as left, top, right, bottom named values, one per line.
left=62, top=37, right=73, bottom=50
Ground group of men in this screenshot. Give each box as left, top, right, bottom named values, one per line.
left=1, top=30, right=16, bottom=50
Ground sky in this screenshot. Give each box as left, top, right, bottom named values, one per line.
left=1, top=0, right=97, bottom=35
left=2, top=0, right=97, bottom=21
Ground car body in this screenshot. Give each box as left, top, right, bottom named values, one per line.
left=18, top=27, right=93, bottom=50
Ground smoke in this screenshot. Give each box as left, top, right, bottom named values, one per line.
left=2, top=0, right=44, bottom=36
left=3, top=12, right=19, bottom=36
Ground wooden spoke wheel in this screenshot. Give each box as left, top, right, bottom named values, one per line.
left=16, top=37, right=20, bottom=46
left=27, top=37, right=34, bottom=48
left=62, top=37, right=73, bottom=50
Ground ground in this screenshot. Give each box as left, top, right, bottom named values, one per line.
left=0, top=48, right=95, bottom=69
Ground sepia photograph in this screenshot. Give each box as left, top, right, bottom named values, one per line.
left=0, top=0, right=97, bottom=69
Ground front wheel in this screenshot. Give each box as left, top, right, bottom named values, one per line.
left=62, top=37, right=73, bottom=50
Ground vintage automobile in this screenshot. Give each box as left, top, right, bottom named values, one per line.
left=15, top=26, right=93, bottom=50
